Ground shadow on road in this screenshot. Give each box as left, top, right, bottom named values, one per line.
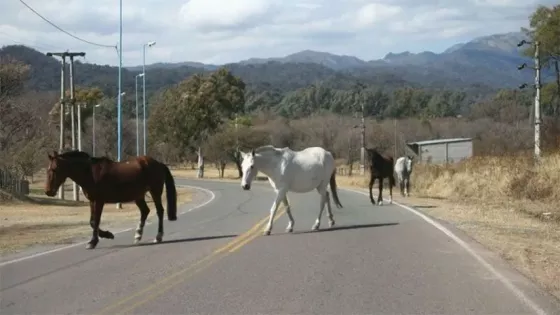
left=111, top=234, right=238, bottom=248
left=293, top=222, right=399, bottom=234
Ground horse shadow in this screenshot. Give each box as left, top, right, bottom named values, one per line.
left=292, top=222, right=399, bottom=234
left=110, top=234, right=237, bottom=248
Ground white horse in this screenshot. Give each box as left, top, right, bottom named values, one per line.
left=394, top=155, right=414, bottom=197
left=240, top=145, right=343, bottom=235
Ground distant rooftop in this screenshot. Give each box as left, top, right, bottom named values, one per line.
left=407, top=138, right=472, bottom=146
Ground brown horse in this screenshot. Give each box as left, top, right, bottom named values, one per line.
left=44, top=150, right=177, bottom=249
left=365, top=148, right=396, bottom=206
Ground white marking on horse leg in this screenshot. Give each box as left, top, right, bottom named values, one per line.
left=312, top=186, right=327, bottom=231
left=134, top=222, right=144, bottom=244
left=325, top=191, right=335, bottom=227
left=265, top=190, right=285, bottom=235
left=283, top=196, right=295, bottom=233
left=154, top=232, right=163, bottom=243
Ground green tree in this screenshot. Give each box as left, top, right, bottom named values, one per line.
left=148, top=69, right=246, bottom=160
left=522, top=4, right=560, bottom=115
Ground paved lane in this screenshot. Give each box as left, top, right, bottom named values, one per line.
left=1, top=179, right=559, bottom=315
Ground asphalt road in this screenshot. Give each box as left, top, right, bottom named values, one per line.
left=1, top=179, right=559, bottom=315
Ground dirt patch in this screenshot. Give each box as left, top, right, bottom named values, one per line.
left=0, top=185, right=193, bottom=255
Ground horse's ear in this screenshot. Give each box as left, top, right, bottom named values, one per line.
left=251, top=149, right=255, bottom=157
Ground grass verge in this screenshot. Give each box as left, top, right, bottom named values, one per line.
left=0, top=174, right=193, bottom=255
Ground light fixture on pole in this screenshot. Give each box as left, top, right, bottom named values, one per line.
left=142, top=41, right=156, bottom=155
left=135, top=73, right=145, bottom=156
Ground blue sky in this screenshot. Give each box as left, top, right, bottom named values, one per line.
left=0, top=0, right=556, bottom=67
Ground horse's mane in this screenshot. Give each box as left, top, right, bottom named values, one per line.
left=254, top=145, right=283, bottom=156
left=59, top=150, right=113, bottom=164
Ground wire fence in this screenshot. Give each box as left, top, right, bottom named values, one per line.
left=0, top=167, right=30, bottom=196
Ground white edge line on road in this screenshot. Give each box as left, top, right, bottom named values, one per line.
left=0, top=185, right=216, bottom=268
left=341, top=187, right=548, bottom=315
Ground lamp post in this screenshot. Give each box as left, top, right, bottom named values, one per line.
left=116, top=91, right=126, bottom=210
left=135, top=73, right=145, bottom=156
left=142, top=41, right=156, bottom=155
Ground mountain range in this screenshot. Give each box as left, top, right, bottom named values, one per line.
left=1, top=30, right=554, bottom=100
left=126, top=31, right=552, bottom=88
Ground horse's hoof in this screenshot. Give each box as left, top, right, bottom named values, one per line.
left=263, top=230, right=271, bottom=236
left=286, top=228, right=293, bottom=233
left=329, top=220, right=335, bottom=227
left=311, top=224, right=319, bottom=231
left=105, top=231, right=115, bottom=239
left=153, top=238, right=162, bottom=243
left=134, top=238, right=141, bottom=244
left=86, top=240, right=98, bottom=249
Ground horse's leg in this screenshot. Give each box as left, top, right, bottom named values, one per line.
left=282, top=196, right=295, bottom=233
left=399, top=175, right=405, bottom=197
left=150, top=194, right=165, bottom=243
left=368, top=175, right=376, bottom=205
left=377, top=177, right=384, bottom=205
left=405, top=175, right=410, bottom=197
left=312, top=185, right=328, bottom=231
left=324, top=190, right=335, bottom=228
left=388, top=176, right=393, bottom=205
left=264, top=189, right=286, bottom=236
left=87, top=201, right=110, bottom=249
left=134, top=198, right=150, bottom=244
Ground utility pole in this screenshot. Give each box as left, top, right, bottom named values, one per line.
left=142, top=41, right=156, bottom=155
left=116, top=0, right=123, bottom=210
left=394, top=118, right=398, bottom=159
left=355, top=82, right=366, bottom=175
left=46, top=52, right=67, bottom=200
left=517, top=39, right=542, bottom=162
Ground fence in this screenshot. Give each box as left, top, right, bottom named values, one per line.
left=0, top=168, right=30, bottom=196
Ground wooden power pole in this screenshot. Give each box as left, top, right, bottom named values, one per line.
left=46, top=51, right=85, bottom=200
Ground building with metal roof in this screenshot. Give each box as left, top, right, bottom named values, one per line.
left=406, top=138, right=473, bottom=164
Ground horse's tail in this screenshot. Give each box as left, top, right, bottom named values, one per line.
left=329, top=170, right=343, bottom=209
left=163, top=164, right=177, bottom=221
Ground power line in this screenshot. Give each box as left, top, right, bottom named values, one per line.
left=17, top=0, right=116, bottom=49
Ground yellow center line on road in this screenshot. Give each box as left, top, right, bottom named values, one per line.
left=95, top=207, right=286, bottom=315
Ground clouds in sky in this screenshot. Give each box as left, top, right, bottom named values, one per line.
left=0, top=0, right=556, bottom=66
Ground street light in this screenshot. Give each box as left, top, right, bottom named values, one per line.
left=116, top=91, right=126, bottom=210
left=143, top=41, right=156, bottom=155
left=135, top=73, right=145, bottom=156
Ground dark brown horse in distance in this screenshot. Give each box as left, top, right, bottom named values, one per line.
left=365, top=148, right=396, bottom=206
left=44, top=150, right=177, bottom=249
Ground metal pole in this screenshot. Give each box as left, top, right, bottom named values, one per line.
left=92, top=105, right=96, bottom=156
left=534, top=41, right=542, bottom=161
left=142, top=46, right=147, bottom=155
left=116, top=0, right=123, bottom=210
left=135, top=75, right=139, bottom=156
left=394, top=118, right=397, bottom=158
left=58, top=55, right=66, bottom=200
left=77, top=103, right=82, bottom=152
left=360, top=97, right=365, bottom=175
left=69, top=55, right=78, bottom=201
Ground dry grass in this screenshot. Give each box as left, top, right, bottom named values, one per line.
left=408, top=153, right=560, bottom=300
left=171, top=156, right=560, bottom=300
left=0, top=172, right=193, bottom=255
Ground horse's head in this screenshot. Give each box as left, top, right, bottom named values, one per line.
left=44, top=150, right=91, bottom=197
left=240, top=149, right=257, bottom=190
left=406, top=155, right=414, bottom=171
left=45, top=151, right=67, bottom=197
